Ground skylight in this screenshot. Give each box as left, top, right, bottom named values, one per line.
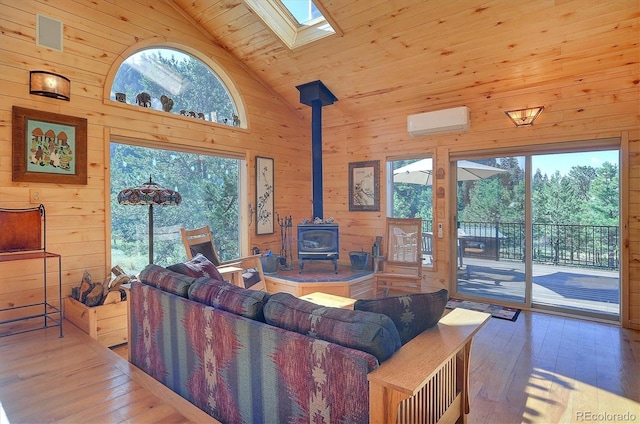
left=281, top=0, right=322, bottom=25
left=244, top=0, right=339, bottom=49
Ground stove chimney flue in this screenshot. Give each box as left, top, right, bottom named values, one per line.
left=296, top=81, right=338, bottom=220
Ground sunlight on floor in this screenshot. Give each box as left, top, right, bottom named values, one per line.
left=1, top=401, right=9, bottom=424
left=523, top=368, right=639, bottom=423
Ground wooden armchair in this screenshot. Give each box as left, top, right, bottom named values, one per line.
left=373, top=218, right=423, bottom=297
left=180, top=226, right=265, bottom=291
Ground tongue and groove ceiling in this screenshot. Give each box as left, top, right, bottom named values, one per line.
left=170, top=0, right=638, bottom=122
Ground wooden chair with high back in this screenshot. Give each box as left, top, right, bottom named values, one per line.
left=421, top=231, right=433, bottom=265
left=374, top=218, right=423, bottom=297
left=180, top=226, right=265, bottom=291
left=180, top=225, right=222, bottom=265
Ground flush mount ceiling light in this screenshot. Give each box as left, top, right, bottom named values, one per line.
left=29, top=70, right=70, bottom=101
left=505, top=106, right=544, bottom=127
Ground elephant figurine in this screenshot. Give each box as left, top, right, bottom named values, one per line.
left=197, top=112, right=205, bottom=120
left=136, top=92, right=151, bottom=107
left=160, top=95, right=174, bottom=112
left=232, top=114, right=241, bottom=127
left=115, top=92, right=126, bottom=103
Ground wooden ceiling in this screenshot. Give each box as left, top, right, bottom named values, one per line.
left=171, top=0, right=638, bottom=122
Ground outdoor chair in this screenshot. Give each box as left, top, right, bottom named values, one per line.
left=180, top=226, right=265, bottom=290
left=422, top=232, right=433, bottom=265
left=374, top=218, right=423, bottom=297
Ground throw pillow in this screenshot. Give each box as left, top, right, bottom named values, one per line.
left=167, top=253, right=224, bottom=281
left=188, top=242, right=220, bottom=266
left=354, top=289, right=448, bottom=345
left=207, top=279, right=270, bottom=321
left=138, top=264, right=196, bottom=298
left=188, top=278, right=270, bottom=321
left=187, top=278, right=229, bottom=303
left=264, top=292, right=402, bottom=362
left=242, top=268, right=262, bottom=288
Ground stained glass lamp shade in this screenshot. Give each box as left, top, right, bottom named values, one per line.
left=117, top=177, right=181, bottom=264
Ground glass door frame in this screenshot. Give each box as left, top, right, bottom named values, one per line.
left=449, top=139, right=622, bottom=320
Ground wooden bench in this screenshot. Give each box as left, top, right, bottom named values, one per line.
left=368, top=308, right=490, bottom=423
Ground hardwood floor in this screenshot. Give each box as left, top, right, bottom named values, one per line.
left=467, top=311, right=640, bottom=423
left=1, top=314, right=638, bottom=423
left=0, top=321, right=217, bottom=423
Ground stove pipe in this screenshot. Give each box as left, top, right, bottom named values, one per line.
left=296, top=81, right=338, bottom=220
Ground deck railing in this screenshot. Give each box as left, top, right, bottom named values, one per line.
left=458, top=221, right=620, bottom=270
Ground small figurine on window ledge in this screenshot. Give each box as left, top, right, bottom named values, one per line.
left=160, top=95, right=174, bottom=112
left=136, top=92, right=151, bottom=107
left=232, top=114, right=241, bottom=127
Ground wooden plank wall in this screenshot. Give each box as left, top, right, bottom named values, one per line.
left=0, top=0, right=638, bottom=329
left=0, top=0, right=312, bottom=320
left=320, top=73, right=639, bottom=325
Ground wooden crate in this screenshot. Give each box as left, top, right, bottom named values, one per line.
left=64, top=297, right=128, bottom=347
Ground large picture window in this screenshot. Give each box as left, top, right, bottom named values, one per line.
left=110, top=142, right=241, bottom=273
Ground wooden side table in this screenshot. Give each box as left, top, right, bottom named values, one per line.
left=299, top=292, right=356, bottom=309
left=218, top=265, right=244, bottom=287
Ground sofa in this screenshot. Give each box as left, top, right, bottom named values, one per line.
left=127, top=256, right=488, bottom=424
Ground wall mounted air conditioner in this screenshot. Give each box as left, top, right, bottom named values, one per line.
left=407, top=106, right=470, bottom=136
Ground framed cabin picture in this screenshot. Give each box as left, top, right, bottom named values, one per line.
left=12, top=106, right=87, bottom=185
left=349, top=160, right=380, bottom=211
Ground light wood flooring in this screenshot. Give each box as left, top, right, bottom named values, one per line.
left=1, top=314, right=639, bottom=423
left=0, top=322, right=217, bottom=423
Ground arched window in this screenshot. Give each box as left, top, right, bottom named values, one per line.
left=109, top=47, right=245, bottom=273
left=111, top=47, right=240, bottom=126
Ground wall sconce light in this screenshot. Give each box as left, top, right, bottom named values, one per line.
left=29, top=70, right=70, bottom=101
left=504, top=106, right=544, bottom=127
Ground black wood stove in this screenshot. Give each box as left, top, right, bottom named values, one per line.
left=297, top=223, right=339, bottom=274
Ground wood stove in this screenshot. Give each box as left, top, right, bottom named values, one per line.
left=297, top=224, right=339, bottom=274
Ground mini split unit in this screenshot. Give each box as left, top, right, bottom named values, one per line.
left=407, top=106, right=470, bottom=136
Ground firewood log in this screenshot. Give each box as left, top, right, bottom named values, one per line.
left=102, top=291, right=121, bottom=305
left=111, top=265, right=126, bottom=277
left=109, top=274, right=131, bottom=291
left=79, top=270, right=93, bottom=304
left=84, top=283, right=104, bottom=307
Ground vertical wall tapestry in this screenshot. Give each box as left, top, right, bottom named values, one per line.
left=256, top=156, right=274, bottom=234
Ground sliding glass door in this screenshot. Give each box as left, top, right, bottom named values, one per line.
left=530, top=151, right=620, bottom=318
left=455, top=156, right=527, bottom=305
left=455, top=149, right=620, bottom=320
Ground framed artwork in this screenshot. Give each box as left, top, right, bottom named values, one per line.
left=349, top=160, right=380, bottom=211
left=12, top=106, right=87, bottom=184
left=256, top=156, right=274, bottom=234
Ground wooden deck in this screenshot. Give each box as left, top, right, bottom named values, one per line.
left=456, top=258, right=620, bottom=318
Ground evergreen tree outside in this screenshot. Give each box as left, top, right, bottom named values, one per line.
left=392, top=152, right=619, bottom=270
left=111, top=143, right=240, bottom=274
left=111, top=48, right=237, bottom=124
left=109, top=48, right=242, bottom=273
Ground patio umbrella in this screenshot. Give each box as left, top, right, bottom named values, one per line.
left=393, top=158, right=506, bottom=185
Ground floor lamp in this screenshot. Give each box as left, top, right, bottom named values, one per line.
left=117, top=177, right=182, bottom=264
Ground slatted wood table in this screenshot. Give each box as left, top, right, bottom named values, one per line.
left=368, top=308, right=490, bottom=423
